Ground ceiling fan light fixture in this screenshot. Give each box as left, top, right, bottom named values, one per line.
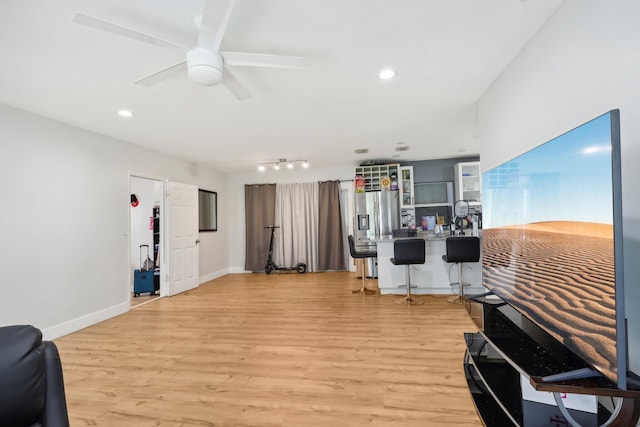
left=302, top=161, right=309, bottom=168
left=378, top=68, right=396, bottom=80
left=73, top=3, right=306, bottom=100
left=258, top=164, right=266, bottom=172
left=187, top=48, right=223, bottom=86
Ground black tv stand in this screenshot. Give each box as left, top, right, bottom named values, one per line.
left=464, top=294, right=640, bottom=427
left=540, top=367, right=601, bottom=383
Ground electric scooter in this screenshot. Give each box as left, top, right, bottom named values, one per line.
left=264, top=225, right=307, bottom=274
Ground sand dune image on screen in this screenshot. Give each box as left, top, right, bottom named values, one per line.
left=482, top=221, right=616, bottom=379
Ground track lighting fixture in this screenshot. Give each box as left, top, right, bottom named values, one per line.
left=257, top=158, right=309, bottom=172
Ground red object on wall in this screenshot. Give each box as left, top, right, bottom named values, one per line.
left=131, top=194, right=139, bottom=207
left=355, top=175, right=365, bottom=193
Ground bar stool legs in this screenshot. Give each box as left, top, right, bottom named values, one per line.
left=447, top=262, right=468, bottom=304
left=353, top=259, right=377, bottom=295
left=395, top=265, right=424, bottom=306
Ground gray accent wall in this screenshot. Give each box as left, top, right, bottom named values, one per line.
left=404, top=156, right=479, bottom=183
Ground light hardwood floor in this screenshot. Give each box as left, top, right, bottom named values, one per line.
left=55, top=272, right=483, bottom=426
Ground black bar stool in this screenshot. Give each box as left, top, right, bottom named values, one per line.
left=347, top=235, right=377, bottom=295
left=442, top=236, right=480, bottom=304
left=391, top=238, right=425, bottom=306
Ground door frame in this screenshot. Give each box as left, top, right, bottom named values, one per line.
left=128, top=172, right=168, bottom=300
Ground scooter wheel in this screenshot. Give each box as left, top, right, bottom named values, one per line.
left=296, top=263, right=307, bottom=274
left=265, top=265, right=273, bottom=275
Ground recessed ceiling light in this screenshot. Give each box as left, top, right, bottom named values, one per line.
left=118, top=109, right=133, bottom=118
left=378, top=69, right=396, bottom=80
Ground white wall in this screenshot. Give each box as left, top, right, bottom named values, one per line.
left=479, top=0, right=640, bottom=383
left=226, top=165, right=355, bottom=272
left=197, top=181, right=228, bottom=284
left=0, top=104, right=229, bottom=339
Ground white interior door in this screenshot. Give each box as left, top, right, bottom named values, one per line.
left=167, top=182, right=199, bottom=296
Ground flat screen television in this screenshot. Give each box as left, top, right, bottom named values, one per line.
left=482, top=109, right=635, bottom=390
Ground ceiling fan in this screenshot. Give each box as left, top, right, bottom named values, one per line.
left=73, top=0, right=306, bottom=100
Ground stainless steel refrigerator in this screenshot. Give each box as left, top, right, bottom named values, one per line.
left=354, top=191, right=400, bottom=276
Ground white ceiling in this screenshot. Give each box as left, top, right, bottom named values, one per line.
left=0, top=0, right=564, bottom=173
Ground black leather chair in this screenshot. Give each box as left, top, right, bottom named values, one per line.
left=0, top=325, right=70, bottom=427
left=442, top=236, right=481, bottom=304
left=347, top=235, right=378, bottom=295
left=391, top=238, right=426, bottom=306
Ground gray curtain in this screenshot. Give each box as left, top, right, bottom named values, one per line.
left=244, top=184, right=276, bottom=272
left=318, top=180, right=346, bottom=271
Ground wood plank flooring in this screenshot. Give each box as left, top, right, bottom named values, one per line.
left=55, top=272, right=483, bottom=426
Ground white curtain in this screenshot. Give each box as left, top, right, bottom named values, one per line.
left=274, top=182, right=319, bottom=272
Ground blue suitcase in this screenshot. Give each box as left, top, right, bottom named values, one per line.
left=133, top=245, right=155, bottom=297
left=133, top=269, right=154, bottom=296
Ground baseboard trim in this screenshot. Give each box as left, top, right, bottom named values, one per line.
left=42, top=300, right=130, bottom=341
left=227, top=267, right=253, bottom=274
left=199, top=268, right=232, bottom=285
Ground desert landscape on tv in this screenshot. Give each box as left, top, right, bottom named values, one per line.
left=482, top=220, right=616, bottom=380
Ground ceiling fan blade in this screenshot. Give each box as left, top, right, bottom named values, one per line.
left=222, top=66, right=252, bottom=100
left=198, top=0, right=236, bottom=51
left=135, top=61, right=187, bottom=87
left=73, top=13, right=187, bottom=53
left=222, top=52, right=307, bottom=69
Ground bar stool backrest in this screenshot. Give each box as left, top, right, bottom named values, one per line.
left=444, top=236, right=480, bottom=263
left=392, top=238, right=426, bottom=265
left=347, top=235, right=376, bottom=258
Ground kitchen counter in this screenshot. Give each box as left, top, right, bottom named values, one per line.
left=374, top=233, right=447, bottom=242
left=375, top=233, right=484, bottom=295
